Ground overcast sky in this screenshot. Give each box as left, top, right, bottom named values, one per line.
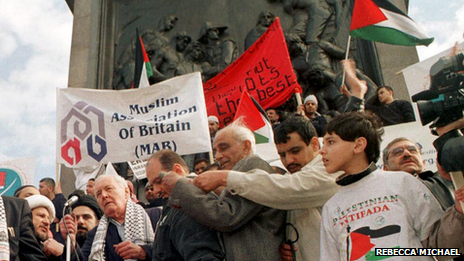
left=0, top=0, right=463, bottom=187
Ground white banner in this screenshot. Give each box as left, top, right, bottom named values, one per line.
left=128, top=160, right=148, bottom=180
left=402, top=42, right=464, bottom=97
left=0, top=157, right=36, bottom=196
left=375, top=121, right=438, bottom=172
left=57, top=73, right=211, bottom=168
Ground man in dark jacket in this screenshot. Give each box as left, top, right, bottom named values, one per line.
left=367, top=86, right=416, bottom=126
left=1, top=196, right=48, bottom=261
left=146, top=149, right=225, bottom=261
left=61, top=175, right=154, bottom=261
left=383, top=138, right=455, bottom=210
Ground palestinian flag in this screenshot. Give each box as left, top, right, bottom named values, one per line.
left=350, top=0, right=433, bottom=46
left=132, top=29, right=153, bottom=88
left=348, top=225, right=401, bottom=260
left=234, top=90, right=279, bottom=162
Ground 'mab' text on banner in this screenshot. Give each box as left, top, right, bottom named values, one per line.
left=57, top=73, right=210, bottom=168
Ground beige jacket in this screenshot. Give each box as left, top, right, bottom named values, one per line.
left=227, top=154, right=341, bottom=261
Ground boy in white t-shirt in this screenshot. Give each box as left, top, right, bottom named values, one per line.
left=319, top=111, right=464, bottom=261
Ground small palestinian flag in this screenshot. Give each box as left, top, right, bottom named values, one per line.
left=350, top=0, right=434, bottom=46
left=132, top=29, right=153, bottom=88
left=234, top=90, right=279, bottom=162
left=348, top=225, right=401, bottom=260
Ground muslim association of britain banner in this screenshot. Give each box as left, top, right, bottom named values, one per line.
left=57, top=73, right=211, bottom=168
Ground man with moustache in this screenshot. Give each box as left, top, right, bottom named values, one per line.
left=60, top=194, right=102, bottom=247
left=25, top=194, right=62, bottom=261
left=382, top=137, right=455, bottom=210
left=193, top=116, right=340, bottom=261
left=0, top=196, right=48, bottom=260
left=161, top=122, right=286, bottom=261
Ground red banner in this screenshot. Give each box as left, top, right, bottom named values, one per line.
left=203, top=18, right=302, bottom=127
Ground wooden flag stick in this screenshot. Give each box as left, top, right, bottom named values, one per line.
left=340, top=35, right=352, bottom=88
left=56, top=163, right=60, bottom=182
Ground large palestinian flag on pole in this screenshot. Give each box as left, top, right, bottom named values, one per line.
left=350, top=0, right=434, bottom=46
left=234, top=90, right=279, bottom=162
left=133, top=29, right=153, bottom=88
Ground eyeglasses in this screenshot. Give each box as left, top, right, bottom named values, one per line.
left=389, top=145, right=419, bottom=157
left=151, top=172, right=169, bottom=186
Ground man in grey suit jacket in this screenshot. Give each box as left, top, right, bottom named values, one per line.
left=161, top=121, right=286, bottom=261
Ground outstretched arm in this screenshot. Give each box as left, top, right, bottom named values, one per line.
left=169, top=178, right=267, bottom=232
left=194, top=157, right=339, bottom=210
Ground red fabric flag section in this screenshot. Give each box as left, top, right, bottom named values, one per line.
left=234, top=90, right=279, bottom=162
left=350, top=0, right=387, bottom=31
left=133, top=29, right=153, bottom=89
left=204, top=17, right=301, bottom=127
left=349, top=0, right=433, bottom=46
left=349, top=232, right=376, bottom=260
left=234, top=90, right=265, bottom=131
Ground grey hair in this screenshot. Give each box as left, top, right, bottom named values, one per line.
left=382, top=137, right=419, bottom=166
left=95, top=174, right=128, bottom=191
left=217, top=118, right=256, bottom=154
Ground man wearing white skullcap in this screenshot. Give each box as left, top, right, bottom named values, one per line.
left=301, top=95, right=327, bottom=137
left=25, top=195, right=63, bottom=260
left=208, top=115, right=221, bottom=155
left=208, top=116, right=220, bottom=138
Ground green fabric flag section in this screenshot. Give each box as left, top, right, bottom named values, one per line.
left=350, top=0, right=433, bottom=46
left=233, top=90, right=279, bottom=162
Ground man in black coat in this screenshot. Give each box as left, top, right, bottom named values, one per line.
left=1, top=196, right=48, bottom=261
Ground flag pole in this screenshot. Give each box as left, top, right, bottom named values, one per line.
left=295, top=92, right=302, bottom=106
left=340, top=35, right=352, bottom=87
left=208, top=151, right=214, bottom=167
left=294, top=92, right=304, bottom=116
left=56, top=163, right=60, bottom=183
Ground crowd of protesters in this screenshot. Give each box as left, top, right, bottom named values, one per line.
left=3, top=59, right=463, bottom=261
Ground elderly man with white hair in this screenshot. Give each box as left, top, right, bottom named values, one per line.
left=61, top=174, right=154, bottom=261
left=160, top=121, right=286, bottom=261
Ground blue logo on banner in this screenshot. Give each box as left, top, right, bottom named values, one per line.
left=0, top=169, right=23, bottom=196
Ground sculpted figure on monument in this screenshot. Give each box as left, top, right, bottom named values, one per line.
left=244, top=10, right=276, bottom=50
left=148, top=31, right=192, bottom=83
left=146, top=14, right=179, bottom=45
left=112, top=15, right=178, bottom=89
left=112, top=40, right=136, bottom=90
left=286, top=33, right=348, bottom=112
left=198, top=21, right=238, bottom=78
left=281, top=0, right=342, bottom=44
left=175, top=41, right=213, bottom=82
left=112, top=59, right=135, bottom=90
left=286, top=34, right=310, bottom=87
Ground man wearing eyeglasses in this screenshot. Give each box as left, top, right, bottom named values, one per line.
left=382, top=137, right=455, bottom=210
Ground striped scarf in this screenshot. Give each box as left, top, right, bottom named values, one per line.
left=0, top=197, right=9, bottom=261
left=88, top=200, right=154, bottom=261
